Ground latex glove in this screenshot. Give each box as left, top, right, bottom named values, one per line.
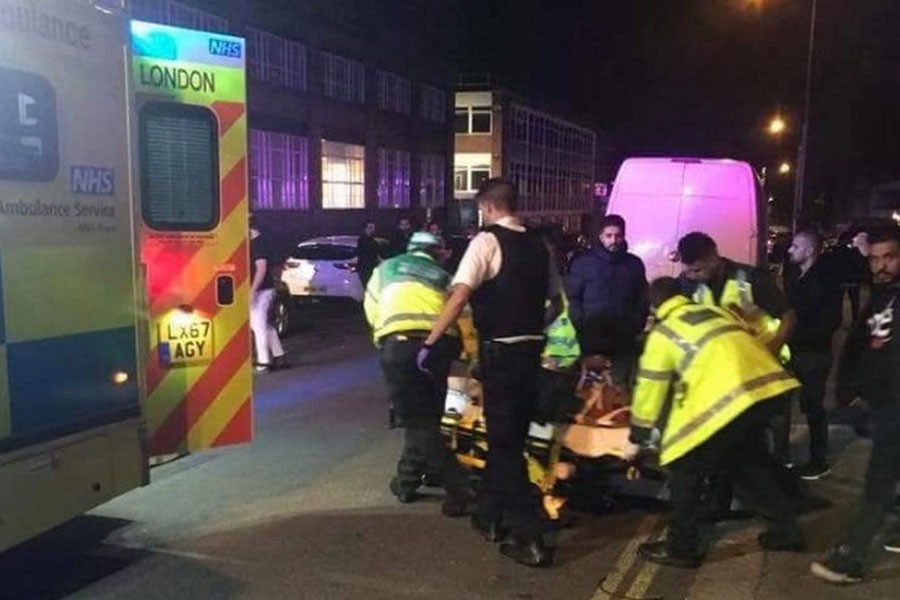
left=416, top=344, right=434, bottom=375
left=622, top=440, right=642, bottom=461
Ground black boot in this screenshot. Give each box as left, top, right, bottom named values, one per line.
left=470, top=515, right=508, bottom=542
left=638, top=541, right=701, bottom=569
left=389, top=477, right=420, bottom=504
left=499, top=539, right=554, bottom=567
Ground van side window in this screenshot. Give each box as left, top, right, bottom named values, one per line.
left=139, top=102, right=219, bottom=231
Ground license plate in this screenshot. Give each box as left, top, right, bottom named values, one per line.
left=158, top=313, right=214, bottom=367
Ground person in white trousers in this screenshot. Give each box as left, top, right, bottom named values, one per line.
left=250, top=215, right=285, bottom=372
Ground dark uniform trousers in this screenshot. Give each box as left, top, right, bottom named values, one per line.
left=379, top=334, right=468, bottom=501
left=479, top=339, right=545, bottom=542
left=792, top=350, right=832, bottom=465
left=667, top=400, right=801, bottom=555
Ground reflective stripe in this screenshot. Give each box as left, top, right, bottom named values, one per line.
left=545, top=335, right=579, bottom=348
left=381, top=273, right=447, bottom=295
left=655, top=322, right=745, bottom=372
left=664, top=371, right=796, bottom=449
left=381, top=312, right=439, bottom=328
left=655, top=324, right=697, bottom=355
left=631, top=415, right=657, bottom=429
left=682, top=323, right=745, bottom=370
left=678, top=308, right=720, bottom=326
left=637, top=368, right=673, bottom=382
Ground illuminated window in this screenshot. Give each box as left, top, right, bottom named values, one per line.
left=377, top=70, right=411, bottom=115
left=131, top=0, right=228, bottom=33
left=420, top=154, right=446, bottom=207
left=421, top=85, right=446, bottom=123
left=376, top=149, right=410, bottom=208
left=322, top=141, right=365, bottom=209
left=322, top=52, right=365, bottom=104
left=247, top=28, right=306, bottom=91
left=250, top=130, right=308, bottom=211
left=453, top=165, right=490, bottom=192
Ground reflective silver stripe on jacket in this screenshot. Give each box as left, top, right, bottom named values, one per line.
left=664, top=371, right=795, bottom=450
left=380, top=312, right=439, bottom=328
left=637, top=368, right=673, bottom=382
left=654, top=322, right=745, bottom=372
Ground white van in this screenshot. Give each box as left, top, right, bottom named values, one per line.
left=605, top=157, right=767, bottom=281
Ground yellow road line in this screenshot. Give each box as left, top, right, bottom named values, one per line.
left=591, top=514, right=661, bottom=600
left=623, top=529, right=666, bottom=600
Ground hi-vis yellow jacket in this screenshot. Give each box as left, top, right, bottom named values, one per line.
left=631, top=295, right=799, bottom=465
left=692, top=268, right=791, bottom=363
left=542, top=293, right=581, bottom=369
left=364, top=251, right=458, bottom=344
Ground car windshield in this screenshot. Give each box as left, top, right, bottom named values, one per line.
left=291, top=243, right=357, bottom=261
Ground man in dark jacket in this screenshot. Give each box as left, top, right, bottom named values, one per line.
left=567, top=214, right=648, bottom=384
left=811, top=226, right=900, bottom=584
left=783, top=230, right=843, bottom=480
left=357, top=221, right=382, bottom=287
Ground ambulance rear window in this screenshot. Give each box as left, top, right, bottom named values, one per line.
left=139, top=103, right=219, bottom=231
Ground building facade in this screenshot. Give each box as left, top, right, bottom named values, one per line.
left=131, top=0, right=456, bottom=256
left=453, top=77, right=602, bottom=232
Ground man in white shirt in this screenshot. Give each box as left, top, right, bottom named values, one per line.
left=422, top=178, right=561, bottom=567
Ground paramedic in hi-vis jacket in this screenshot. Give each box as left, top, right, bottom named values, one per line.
left=364, top=232, right=471, bottom=515
left=626, top=277, right=805, bottom=569
left=676, top=231, right=796, bottom=464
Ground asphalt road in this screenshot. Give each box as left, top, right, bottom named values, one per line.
left=2, top=300, right=899, bottom=600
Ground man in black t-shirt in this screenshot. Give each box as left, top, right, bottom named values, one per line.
left=784, top=231, right=843, bottom=480
left=250, top=215, right=284, bottom=372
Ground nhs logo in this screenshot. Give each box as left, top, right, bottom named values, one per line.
left=208, top=38, right=242, bottom=58
left=71, top=166, right=115, bottom=195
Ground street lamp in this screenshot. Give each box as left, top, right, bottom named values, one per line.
left=768, top=116, right=786, bottom=136
left=779, top=161, right=791, bottom=175
left=793, top=0, right=818, bottom=232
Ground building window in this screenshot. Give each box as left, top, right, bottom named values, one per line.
left=454, top=106, right=492, bottom=134
left=505, top=104, right=596, bottom=215
left=376, top=149, right=411, bottom=208
left=421, top=85, right=446, bottom=123
left=322, top=52, right=365, bottom=104
left=420, top=154, right=446, bottom=207
left=250, top=130, right=309, bottom=211
left=453, top=166, right=490, bottom=192
left=246, top=28, right=307, bottom=91
left=377, top=70, right=411, bottom=115
left=131, top=0, right=228, bottom=32
left=322, top=141, right=365, bottom=209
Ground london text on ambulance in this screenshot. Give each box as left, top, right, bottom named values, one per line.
left=138, top=64, right=216, bottom=93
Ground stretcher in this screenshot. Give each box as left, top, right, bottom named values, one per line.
left=441, top=357, right=656, bottom=519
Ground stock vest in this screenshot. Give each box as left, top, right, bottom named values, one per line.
left=631, top=295, right=799, bottom=465
left=692, top=268, right=791, bottom=363
left=542, top=294, right=581, bottom=369
left=363, top=251, right=457, bottom=344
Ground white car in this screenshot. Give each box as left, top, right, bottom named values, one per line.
left=281, top=235, right=368, bottom=302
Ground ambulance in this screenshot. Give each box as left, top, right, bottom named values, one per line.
left=0, top=0, right=252, bottom=552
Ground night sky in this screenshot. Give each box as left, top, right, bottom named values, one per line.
left=457, top=0, right=900, bottom=222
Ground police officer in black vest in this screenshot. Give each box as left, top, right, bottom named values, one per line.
left=420, top=178, right=561, bottom=567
